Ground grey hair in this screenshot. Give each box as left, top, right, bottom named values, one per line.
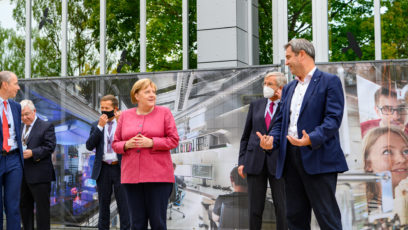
left=284, top=38, right=315, bottom=61
left=264, top=72, right=287, bottom=87
left=0, top=71, right=15, bottom=89
left=20, top=99, right=36, bottom=111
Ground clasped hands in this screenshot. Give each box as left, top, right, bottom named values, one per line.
left=256, top=130, right=311, bottom=149
left=125, top=133, right=153, bottom=150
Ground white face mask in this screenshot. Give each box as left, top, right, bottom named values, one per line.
left=263, top=86, right=275, bottom=98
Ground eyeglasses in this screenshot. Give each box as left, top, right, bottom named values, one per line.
left=377, top=106, right=408, bottom=115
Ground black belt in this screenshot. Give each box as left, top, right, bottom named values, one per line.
left=1, top=149, right=19, bottom=156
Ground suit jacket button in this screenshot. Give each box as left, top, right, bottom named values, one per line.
left=137, top=150, right=140, bottom=153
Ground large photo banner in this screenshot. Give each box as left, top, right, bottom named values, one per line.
left=355, top=62, right=408, bottom=229
left=16, top=60, right=408, bottom=229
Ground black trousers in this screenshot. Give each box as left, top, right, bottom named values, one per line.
left=96, top=163, right=130, bottom=230
left=247, top=160, right=287, bottom=230
left=284, top=143, right=342, bottom=230
left=123, top=182, right=173, bottom=230
left=20, top=179, right=51, bottom=230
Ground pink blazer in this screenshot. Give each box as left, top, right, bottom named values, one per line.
left=112, top=106, right=179, bottom=184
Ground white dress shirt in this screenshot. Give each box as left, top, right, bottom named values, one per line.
left=97, top=119, right=118, bottom=163
left=288, top=67, right=317, bottom=138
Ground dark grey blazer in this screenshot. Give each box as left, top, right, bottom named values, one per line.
left=239, top=98, right=280, bottom=175
left=23, top=118, right=56, bottom=183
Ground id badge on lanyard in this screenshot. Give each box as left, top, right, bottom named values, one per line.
left=22, top=129, right=29, bottom=151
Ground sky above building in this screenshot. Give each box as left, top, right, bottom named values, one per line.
left=0, top=0, right=18, bottom=30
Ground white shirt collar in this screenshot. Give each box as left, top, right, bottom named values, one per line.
left=0, top=97, right=8, bottom=105
left=295, top=66, right=317, bottom=84
left=307, top=66, right=317, bottom=78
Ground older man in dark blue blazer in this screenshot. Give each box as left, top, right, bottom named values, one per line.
left=238, top=72, right=287, bottom=230
left=258, top=39, right=349, bottom=230
left=20, top=99, right=56, bottom=230
left=0, top=71, right=23, bottom=230
left=86, top=94, right=129, bottom=230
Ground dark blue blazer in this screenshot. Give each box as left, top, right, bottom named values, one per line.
left=0, top=99, right=24, bottom=166
left=22, top=118, right=56, bottom=183
left=239, top=98, right=280, bottom=176
left=86, top=122, right=122, bottom=181
left=270, top=69, right=349, bottom=179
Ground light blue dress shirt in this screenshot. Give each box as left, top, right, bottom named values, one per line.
left=0, top=97, right=18, bottom=151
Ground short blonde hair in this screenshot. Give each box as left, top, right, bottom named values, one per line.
left=130, top=78, right=157, bottom=104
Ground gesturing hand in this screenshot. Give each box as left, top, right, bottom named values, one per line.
left=256, top=132, right=274, bottom=150
left=98, top=114, right=108, bottom=127
left=287, top=130, right=311, bottom=146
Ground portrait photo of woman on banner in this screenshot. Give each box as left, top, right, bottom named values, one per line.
left=357, top=64, right=408, bottom=226
left=363, top=127, right=408, bottom=212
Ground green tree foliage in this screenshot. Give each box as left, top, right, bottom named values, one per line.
left=259, top=0, right=392, bottom=63
left=258, top=0, right=272, bottom=65
left=84, top=0, right=197, bottom=72
left=329, top=0, right=375, bottom=61
left=146, top=0, right=197, bottom=71
left=10, top=0, right=101, bottom=77
left=329, top=0, right=408, bottom=61
left=84, top=0, right=140, bottom=73
left=259, top=0, right=313, bottom=64
left=0, top=27, right=25, bottom=77
left=381, top=0, right=408, bottom=59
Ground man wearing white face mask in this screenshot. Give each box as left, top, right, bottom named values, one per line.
left=238, top=72, right=288, bottom=230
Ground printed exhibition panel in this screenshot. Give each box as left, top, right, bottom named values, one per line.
left=16, top=60, right=408, bottom=229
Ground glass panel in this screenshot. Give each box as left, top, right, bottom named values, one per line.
left=15, top=60, right=408, bottom=228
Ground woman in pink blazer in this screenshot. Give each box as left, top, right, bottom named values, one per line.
left=112, top=78, right=179, bottom=230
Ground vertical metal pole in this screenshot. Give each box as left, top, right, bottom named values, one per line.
left=272, top=0, right=288, bottom=64
left=312, top=0, right=329, bottom=62
left=374, top=0, right=382, bottom=60
left=140, top=0, right=146, bottom=72
left=25, top=0, right=31, bottom=79
left=182, top=0, right=189, bottom=70
left=248, top=0, right=253, bottom=65
left=61, top=0, right=68, bottom=76
left=100, top=0, right=106, bottom=75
